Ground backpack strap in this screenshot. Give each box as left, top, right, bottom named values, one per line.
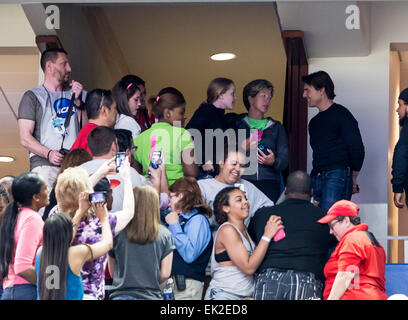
left=364, top=231, right=380, bottom=247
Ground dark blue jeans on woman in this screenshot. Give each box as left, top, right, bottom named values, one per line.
left=1, top=284, right=37, bottom=300
left=312, top=168, right=353, bottom=213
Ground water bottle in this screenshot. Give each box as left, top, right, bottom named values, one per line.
left=163, top=278, right=174, bottom=300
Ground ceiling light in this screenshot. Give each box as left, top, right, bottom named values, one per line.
left=0, top=156, right=14, bottom=163
left=210, top=53, right=236, bottom=61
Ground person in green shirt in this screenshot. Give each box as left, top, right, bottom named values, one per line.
left=134, top=87, right=198, bottom=185
left=234, top=79, right=289, bottom=203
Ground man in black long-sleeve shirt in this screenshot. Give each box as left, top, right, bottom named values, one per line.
left=248, top=171, right=333, bottom=300
left=302, top=71, right=365, bottom=213
left=391, top=88, right=408, bottom=208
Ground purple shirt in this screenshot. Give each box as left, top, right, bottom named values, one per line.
left=72, top=212, right=117, bottom=300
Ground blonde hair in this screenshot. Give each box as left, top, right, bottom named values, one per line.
left=55, top=167, right=93, bottom=218
left=126, top=185, right=160, bottom=244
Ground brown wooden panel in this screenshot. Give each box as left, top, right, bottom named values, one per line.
left=282, top=31, right=308, bottom=178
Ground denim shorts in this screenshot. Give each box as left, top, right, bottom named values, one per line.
left=204, top=287, right=249, bottom=300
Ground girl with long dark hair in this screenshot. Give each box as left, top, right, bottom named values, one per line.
left=35, top=201, right=113, bottom=300
left=112, top=78, right=143, bottom=139
left=0, top=172, right=49, bottom=300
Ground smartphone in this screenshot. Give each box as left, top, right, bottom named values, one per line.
left=89, top=191, right=107, bottom=203
left=258, top=142, right=270, bottom=155
left=150, top=150, right=162, bottom=169
left=273, top=229, right=286, bottom=242
left=115, top=152, right=126, bottom=172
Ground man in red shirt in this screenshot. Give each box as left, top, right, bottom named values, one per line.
left=71, top=89, right=117, bottom=155
left=318, top=200, right=387, bottom=300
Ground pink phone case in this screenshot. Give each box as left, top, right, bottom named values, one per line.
left=273, top=229, right=286, bottom=242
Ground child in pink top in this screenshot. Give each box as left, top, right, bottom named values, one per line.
left=0, top=172, right=49, bottom=300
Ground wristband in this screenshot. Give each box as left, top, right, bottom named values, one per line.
left=47, top=149, right=52, bottom=161
left=261, top=235, right=271, bottom=243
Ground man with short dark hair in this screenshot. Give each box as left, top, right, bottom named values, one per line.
left=81, top=126, right=169, bottom=212
left=70, top=89, right=117, bottom=155
left=18, top=48, right=86, bottom=188
left=302, top=71, right=365, bottom=213
left=115, top=129, right=137, bottom=170
left=248, top=170, right=333, bottom=300
left=391, top=88, right=408, bottom=208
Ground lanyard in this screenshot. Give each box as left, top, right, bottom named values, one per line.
left=43, top=85, right=64, bottom=120
left=43, top=85, right=75, bottom=149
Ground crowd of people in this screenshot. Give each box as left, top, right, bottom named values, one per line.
left=0, top=46, right=398, bottom=300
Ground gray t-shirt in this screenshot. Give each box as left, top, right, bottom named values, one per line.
left=80, top=159, right=143, bottom=213
left=108, top=224, right=175, bottom=300
left=18, top=86, right=86, bottom=170
left=197, top=178, right=274, bottom=228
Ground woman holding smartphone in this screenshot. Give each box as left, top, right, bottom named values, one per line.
left=53, top=157, right=134, bottom=300
left=134, top=87, right=198, bottom=185
left=35, top=203, right=113, bottom=300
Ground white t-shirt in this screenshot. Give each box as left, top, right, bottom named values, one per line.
left=114, top=114, right=141, bottom=139
left=80, top=159, right=143, bottom=212
left=197, top=178, right=274, bottom=227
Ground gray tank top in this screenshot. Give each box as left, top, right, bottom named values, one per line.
left=208, top=222, right=255, bottom=297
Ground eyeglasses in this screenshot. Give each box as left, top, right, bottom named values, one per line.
left=98, top=90, right=106, bottom=112
left=329, top=219, right=341, bottom=230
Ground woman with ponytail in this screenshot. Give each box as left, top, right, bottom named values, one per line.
left=134, top=87, right=198, bottom=185
left=0, top=172, right=49, bottom=300
left=164, top=177, right=212, bottom=300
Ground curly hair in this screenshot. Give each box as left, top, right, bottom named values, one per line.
left=55, top=167, right=93, bottom=218
left=213, top=186, right=240, bottom=226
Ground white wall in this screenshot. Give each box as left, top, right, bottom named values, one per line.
left=0, top=4, right=36, bottom=47
left=306, top=2, right=408, bottom=257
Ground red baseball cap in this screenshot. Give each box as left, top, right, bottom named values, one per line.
left=317, top=200, right=359, bottom=224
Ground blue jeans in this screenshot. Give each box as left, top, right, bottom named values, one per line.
left=205, top=287, right=247, bottom=300
left=1, top=284, right=37, bottom=300
left=312, top=168, right=353, bottom=213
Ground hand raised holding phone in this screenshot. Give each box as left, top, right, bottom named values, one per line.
left=117, top=153, right=131, bottom=178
